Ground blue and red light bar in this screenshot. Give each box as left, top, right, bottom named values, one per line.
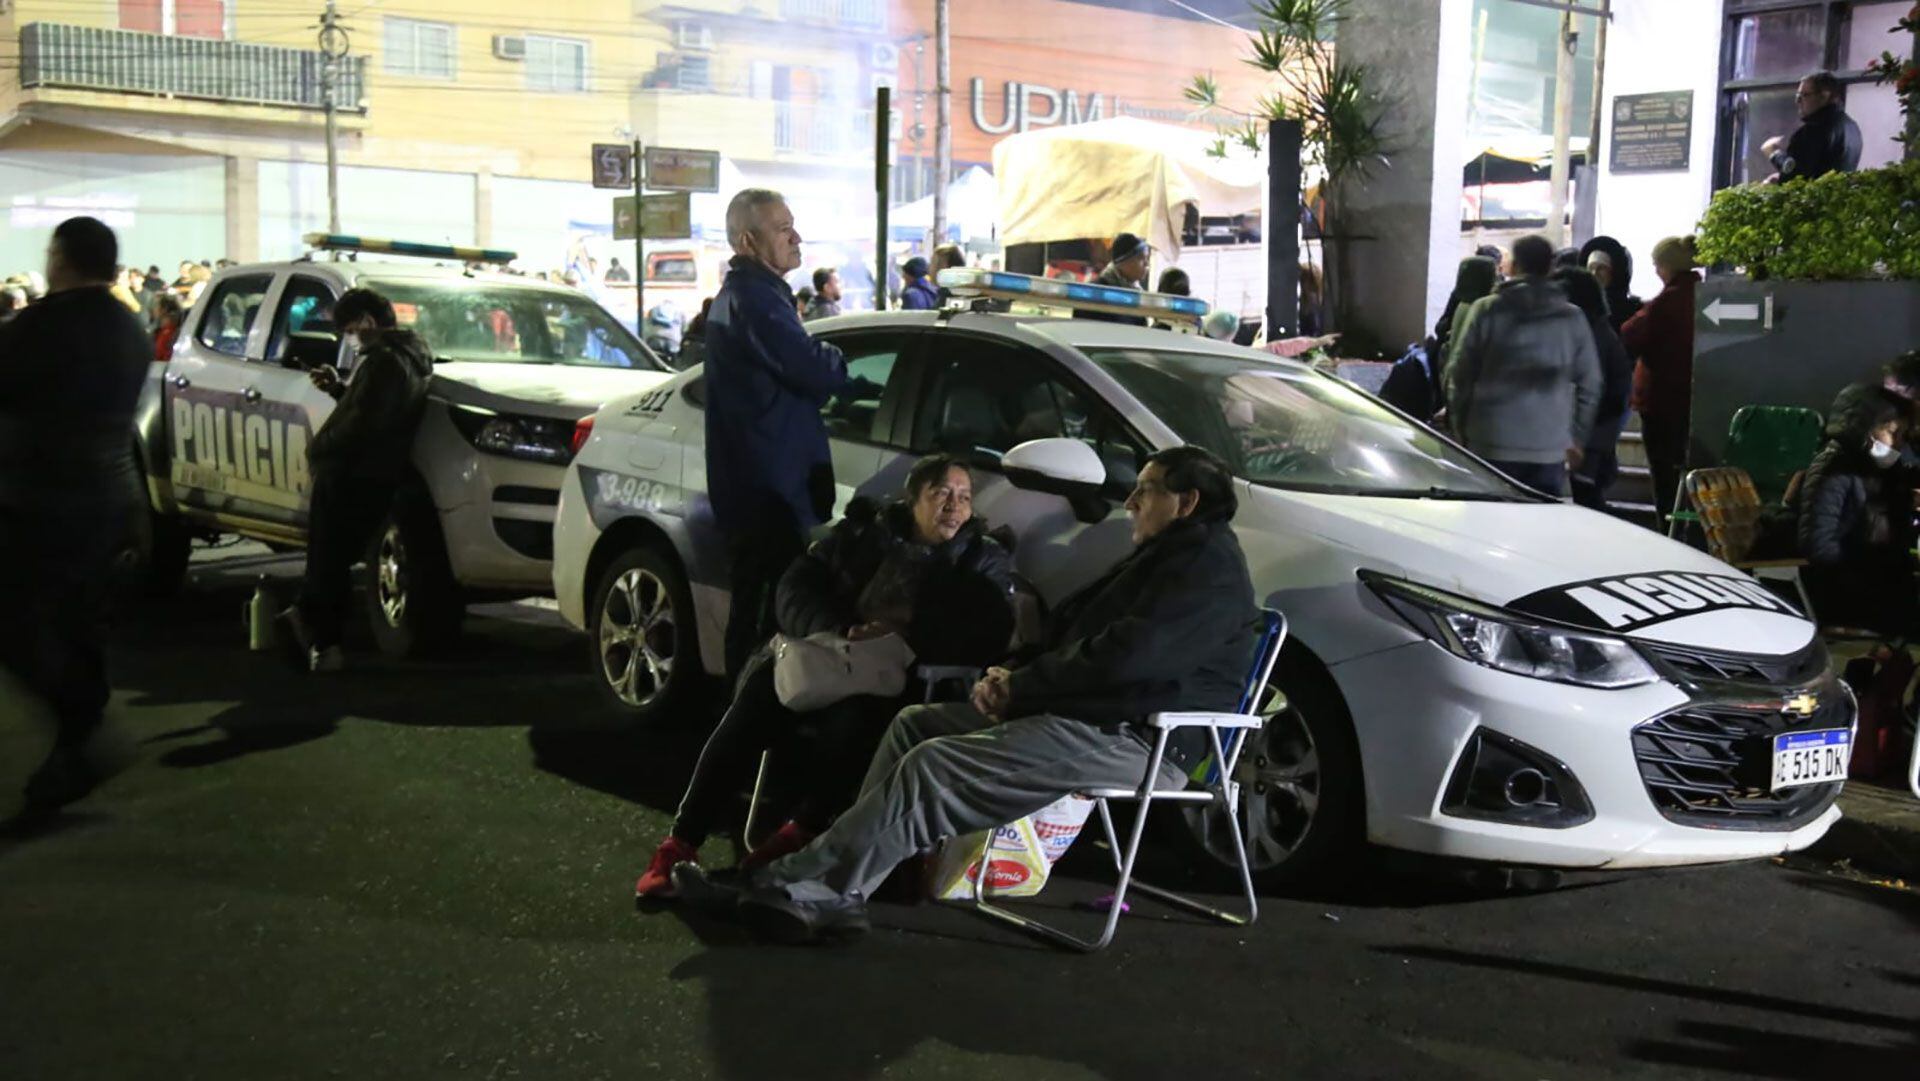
left=936, top=268, right=1210, bottom=325
left=302, top=233, right=519, bottom=265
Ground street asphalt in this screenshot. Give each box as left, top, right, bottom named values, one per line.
left=2, top=546, right=1917, bottom=1080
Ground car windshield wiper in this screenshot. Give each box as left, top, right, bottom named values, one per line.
left=1361, top=487, right=1520, bottom=502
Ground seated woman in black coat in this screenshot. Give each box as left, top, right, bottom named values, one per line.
left=1795, top=383, right=1920, bottom=633
left=633, top=454, right=1015, bottom=898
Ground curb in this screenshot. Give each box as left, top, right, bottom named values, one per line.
left=1799, top=782, right=1920, bottom=884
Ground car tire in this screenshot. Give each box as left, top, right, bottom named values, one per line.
left=587, top=543, right=703, bottom=724
left=363, top=486, right=463, bottom=658
left=1176, top=648, right=1365, bottom=890
left=114, top=457, right=191, bottom=600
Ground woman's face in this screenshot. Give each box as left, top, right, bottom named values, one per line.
left=1870, top=419, right=1904, bottom=448
left=910, top=466, right=973, bottom=545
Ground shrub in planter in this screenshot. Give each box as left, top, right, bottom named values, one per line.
left=1695, top=162, right=1920, bottom=281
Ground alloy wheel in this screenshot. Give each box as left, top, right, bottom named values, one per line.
left=376, top=525, right=409, bottom=628
left=598, top=567, right=676, bottom=708
left=1184, top=704, right=1323, bottom=871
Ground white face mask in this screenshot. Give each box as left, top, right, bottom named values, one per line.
left=1868, top=439, right=1899, bottom=467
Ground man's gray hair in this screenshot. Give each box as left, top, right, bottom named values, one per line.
left=726, top=188, right=786, bottom=251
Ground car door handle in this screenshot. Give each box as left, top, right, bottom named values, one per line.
left=170, top=374, right=190, bottom=389
left=243, top=387, right=262, bottom=403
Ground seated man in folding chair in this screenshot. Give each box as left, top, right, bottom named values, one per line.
left=674, top=445, right=1260, bottom=944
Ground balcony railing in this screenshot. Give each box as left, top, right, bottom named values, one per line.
left=774, top=101, right=873, bottom=157
left=781, top=0, right=887, bottom=31
left=18, top=23, right=367, bottom=113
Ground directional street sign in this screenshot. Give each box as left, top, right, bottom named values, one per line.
left=591, top=143, right=633, bottom=190
left=1697, top=288, right=1776, bottom=333
left=612, top=193, right=692, bottom=241
left=643, top=147, right=721, bottom=193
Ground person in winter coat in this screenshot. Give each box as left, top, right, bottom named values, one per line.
left=632, top=454, right=1016, bottom=899
left=151, top=292, right=186, bottom=362
left=669, top=446, right=1260, bottom=944
left=1073, top=233, right=1151, bottom=327
left=1578, top=235, right=1643, bottom=334
left=277, top=288, right=435, bottom=674
left=1620, top=235, right=1699, bottom=522
left=1552, top=267, right=1634, bottom=512
left=705, top=189, right=850, bottom=679
left=898, top=257, right=940, bottom=310
left=1763, top=71, right=1862, bottom=184
left=1794, top=383, right=1919, bottom=634
left=1444, top=235, right=1601, bottom=497
left=0, top=216, right=153, bottom=817
left=1390, top=255, right=1498, bottom=422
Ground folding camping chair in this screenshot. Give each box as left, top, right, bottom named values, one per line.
left=968, top=608, right=1289, bottom=953
left=1668, top=405, right=1822, bottom=538
left=1679, top=466, right=1815, bottom=617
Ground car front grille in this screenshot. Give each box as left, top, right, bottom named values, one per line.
left=1632, top=699, right=1848, bottom=831
left=1640, top=639, right=1829, bottom=688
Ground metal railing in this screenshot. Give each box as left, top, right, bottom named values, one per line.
left=781, top=0, right=887, bottom=31
left=18, top=23, right=366, bottom=112
left=773, top=101, right=872, bottom=157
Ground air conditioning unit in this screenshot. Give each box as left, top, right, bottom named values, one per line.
left=675, top=22, right=713, bottom=51
left=492, top=35, right=526, bottom=61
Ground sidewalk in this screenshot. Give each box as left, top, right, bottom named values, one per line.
left=1799, top=781, right=1920, bottom=885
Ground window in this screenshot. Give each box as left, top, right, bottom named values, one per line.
left=1717, top=1, right=1910, bottom=185
left=265, top=276, right=337, bottom=365
left=820, top=334, right=910, bottom=443
left=195, top=274, right=273, bottom=358
left=368, top=279, right=663, bottom=370
left=912, top=340, right=1144, bottom=486
left=526, top=35, right=589, bottom=93
left=675, top=54, right=712, bottom=92
left=647, top=255, right=697, bottom=283
left=384, top=18, right=456, bottom=80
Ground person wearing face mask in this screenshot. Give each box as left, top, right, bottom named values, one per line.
left=1794, top=383, right=1919, bottom=634
left=705, top=188, right=851, bottom=681
left=276, top=288, right=434, bottom=673
left=632, top=455, right=1014, bottom=898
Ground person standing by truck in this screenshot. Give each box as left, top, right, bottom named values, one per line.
left=1074, top=233, right=1151, bottom=327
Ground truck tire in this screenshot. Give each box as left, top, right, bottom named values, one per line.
left=363, top=486, right=463, bottom=658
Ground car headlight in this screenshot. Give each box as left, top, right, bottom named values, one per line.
left=1363, top=573, right=1657, bottom=689
left=447, top=404, right=575, bottom=465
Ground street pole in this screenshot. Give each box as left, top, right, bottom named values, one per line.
left=1266, top=119, right=1302, bottom=340
left=875, top=86, right=891, bottom=311
left=1547, top=10, right=1576, bottom=246
left=633, top=139, right=645, bottom=324
left=932, top=0, right=950, bottom=252
left=318, top=0, right=346, bottom=235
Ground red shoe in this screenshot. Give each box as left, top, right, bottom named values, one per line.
left=740, top=821, right=817, bottom=872
left=634, top=837, right=700, bottom=900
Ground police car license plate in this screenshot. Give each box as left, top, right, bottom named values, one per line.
left=1771, top=729, right=1851, bottom=792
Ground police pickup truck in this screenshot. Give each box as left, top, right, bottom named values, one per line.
left=126, top=235, right=673, bottom=655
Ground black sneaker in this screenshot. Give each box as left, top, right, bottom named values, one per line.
left=22, top=747, right=97, bottom=816
left=739, top=887, right=871, bottom=946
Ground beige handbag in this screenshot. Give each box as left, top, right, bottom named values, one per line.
left=770, top=630, right=917, bottom=711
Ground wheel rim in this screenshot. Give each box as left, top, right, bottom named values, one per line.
left=597, top=567, right=676, bottom=708
left=377, top=524, right=408, bottom=628
left=1184, top=703, right=1323, bottom=872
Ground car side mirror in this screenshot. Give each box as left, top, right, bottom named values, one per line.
left=284, top=330, right=339, bottom=371
left=1003, top=437, right=1111, bottom=524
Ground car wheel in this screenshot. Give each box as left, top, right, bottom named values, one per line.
left=589, top=544, right=702, bottom=724
left=364, top=489, right=463, bottom=658
left=1178, top=651, right=1364, bottom=889
left=113, top=456, right=191, bottom=600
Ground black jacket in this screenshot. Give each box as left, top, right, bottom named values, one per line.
left=777, top=497, right=1015, bottom=665
left=1072, top=264, right=1149, bottom=327
left=1584, top=312, right=1635, bottom=452
left=309, top=327, right=434, bottom=484
left=1774, top=103, right=1863, bottom=183
left=0, top=285, right=151, bottom=512
left=1007, top=516, right=1258, bottom=769
left=1795, top=440, right=1915, bottom=565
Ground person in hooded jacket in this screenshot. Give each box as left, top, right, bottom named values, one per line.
left=632, top=454, right=1015, bottom=899
left=1388, top=255, right=1497, bottom=422
left=1444, top=235, right=1601, bottom=497
left=1620, top=236, right=1699, bottom=522
left=1579, top=235, right=1643, bottom=334
left=1552, top=267, right=1634, bottom=512
left=1794, top=383, right=1919, bottom=635
left=277, top=288, right=435, bottom=673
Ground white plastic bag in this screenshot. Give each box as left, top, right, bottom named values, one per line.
left=929, top=795, right=1096, bottom=900
left=770, top=630, right=916, bottom=711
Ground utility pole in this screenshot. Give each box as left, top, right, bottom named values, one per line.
left=1547, top=10, right=1576, bottom=246
left=931, top=0, right=950, bottom=251
left=317, top=0, right=348, bottom=235
left=874, top=86, right=892, bottom=312
left=633, top=139, right=646, bottom=323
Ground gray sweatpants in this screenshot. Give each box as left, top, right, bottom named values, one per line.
left=764, top=701, right=1188, bottom=903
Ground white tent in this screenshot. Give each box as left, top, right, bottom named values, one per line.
left=891, top=165, right=998, bottom=241
left=992, top=116, right=1265, bottom=259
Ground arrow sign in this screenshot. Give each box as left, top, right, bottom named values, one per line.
left=1702, top=297, right=1760, bottom=325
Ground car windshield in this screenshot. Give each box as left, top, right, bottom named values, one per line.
left=369, top=279, right=663, bottom=370
left=1082, top=347, right=1527, bottom=499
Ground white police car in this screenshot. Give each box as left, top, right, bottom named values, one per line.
left=550, top=269, right=1851, bottom=884
left=127, top=235, right=673, bottom=655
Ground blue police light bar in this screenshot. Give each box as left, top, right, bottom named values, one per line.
left=302, top=233, right=519, bottom=265
left=936, top=268, right=1210, bottom=325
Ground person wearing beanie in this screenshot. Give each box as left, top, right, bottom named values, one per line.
left=899, top=256, right=938, bottom=310
left=1075, top=232, right=1151, bottom=326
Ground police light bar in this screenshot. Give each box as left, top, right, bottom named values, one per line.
left=936, top=268, right=1210, bottom=325
left=302, top=233, right=518, bottom=265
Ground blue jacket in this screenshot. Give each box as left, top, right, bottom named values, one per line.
left=899, top=277, right=939, bottom=310
left=704, top=255, right=848, bottom=536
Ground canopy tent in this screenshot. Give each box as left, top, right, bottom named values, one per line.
left=891, top=165, right=998, bottom=243
left=992, top=116, right=1264, bottom=259
left=1462, top=136, right=1591, bottom=186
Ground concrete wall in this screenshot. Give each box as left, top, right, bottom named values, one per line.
left=1592, top=0, right=1724, bottom=300
left=1337, top=0, right=1473, bottom=351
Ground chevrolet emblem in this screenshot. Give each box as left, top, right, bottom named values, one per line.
left=1783, top=693, right=1819, bottom=717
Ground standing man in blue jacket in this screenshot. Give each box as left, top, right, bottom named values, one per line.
left=705, top=189, right=849, bottom=680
